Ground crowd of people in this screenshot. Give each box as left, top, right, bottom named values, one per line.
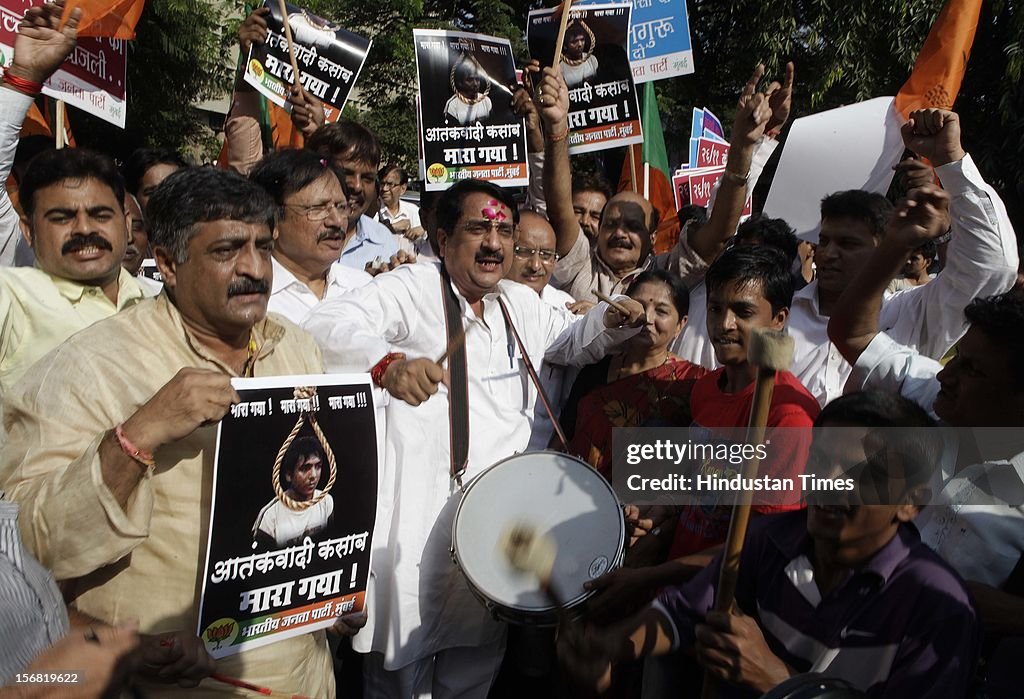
left=0, top=2, right=1021, bottom=699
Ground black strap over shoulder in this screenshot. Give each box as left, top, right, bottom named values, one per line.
left=439, top=269, right=470, bottom=486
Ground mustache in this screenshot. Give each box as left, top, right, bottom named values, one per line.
left=606, top=236, right=633, bottom=249
left=227, top=278, right=270, bottom=297
left=476, top=251, right=504, bottom=264
left=62, top=234, right=113, bottom=255
left=317, top=227, right=344, bottom=242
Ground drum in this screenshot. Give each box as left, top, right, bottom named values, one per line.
left=452, top=451, right=625, bottom=626
left=759, top=674, right=865, bottom=699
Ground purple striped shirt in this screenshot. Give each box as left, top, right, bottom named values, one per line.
left=656, top=510, right=978, bottom=698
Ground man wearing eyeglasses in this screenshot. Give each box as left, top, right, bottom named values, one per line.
left=304, top=178, right=645, bottom=698
left=249, top=149, right=372, bottom=325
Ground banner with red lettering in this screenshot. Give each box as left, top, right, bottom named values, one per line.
left=0, top=0, right=127, bottom=127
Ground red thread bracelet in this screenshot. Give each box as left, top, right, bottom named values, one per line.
left=3, top=71, right=42, bottom=97
left=114, top=423, right=156, bottom=469
left=371, top=352, right=406, bottom=388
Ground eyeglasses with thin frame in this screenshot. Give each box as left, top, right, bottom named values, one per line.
left=513, top=245, right=560, bottom=264
left=458, top=219, right=515, bottom=239
left=380, top=180, right=403, bottom=190
left=283, top=202, right=349, bottom=222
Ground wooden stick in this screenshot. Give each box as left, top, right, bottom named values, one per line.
left=700, top=328, right=793, bottom=699
left=276, top=0, right=304, bottom=102
left=211, top=672, right=313, bottom=699
left=594, top=289, right=631, bottom=317
left=552, top=0, right=574, bottom=68
left=435, top=327, right=466, bottom=365
left=628, top=144, right=637, bottom=193
left=55, top=100, right=66, bottom=149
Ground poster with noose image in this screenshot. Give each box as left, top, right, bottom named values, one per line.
left=197, top=373, right=378, bottom=658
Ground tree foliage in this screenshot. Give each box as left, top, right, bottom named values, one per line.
left=65, top=0, right=1021, bottom=228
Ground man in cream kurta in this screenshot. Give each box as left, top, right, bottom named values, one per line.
left=1, top=168, right=338, bottom=697
left=304, top=179, right=644, bottom=697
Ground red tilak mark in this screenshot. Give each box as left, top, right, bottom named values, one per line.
left=482, top=206, right=507, bottom=221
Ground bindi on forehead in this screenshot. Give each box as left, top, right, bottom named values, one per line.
left=482, top=199, right=508, bottom=222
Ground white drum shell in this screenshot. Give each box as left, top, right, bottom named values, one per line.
left=452, top=451, right=625, bottom=625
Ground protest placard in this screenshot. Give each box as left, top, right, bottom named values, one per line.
left=764, top=97, right=904, bottom=242
left=414, top=29, right=528, bottom=191
left=528, top=2, right=642, bottom=155
left=197, top=374, right=378, bottom=659
left=579, top=0, right=693, bottom=83
left=244, top=0, right=370, bottom=123
left=0, top=0, right=127, bottom=127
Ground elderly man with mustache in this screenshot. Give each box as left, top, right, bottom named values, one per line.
left=304, top=177, right=647, bottom=698
left=0, top=3, right=143, bottom=399
left=249, top=148, right=372, bottom=324
left=1, top=167, right=363, bottom=696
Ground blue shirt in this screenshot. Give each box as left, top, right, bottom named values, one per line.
left=655, top=510, right=978, bottom=698
left=339, top=215, right=399, bottom=272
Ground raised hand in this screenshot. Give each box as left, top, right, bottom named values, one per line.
left=533, top=64, right=570, bottom=134
left=901, top=108, right=965, bottom=167
left=887, top=185, right=951, bottom=249
left=9, top=0, right=80, bottom=85
left=289, top=86, right=325, bottom=138
left=238, top=7, right=270, bottom=55
left=512, top=85, right=544, bottom=153
left=765, top=61, right=795, bottom=134
left=732, top=64, right=773, bottom=147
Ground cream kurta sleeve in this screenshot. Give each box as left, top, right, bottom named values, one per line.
left=1, top=342, right=155, bottom=579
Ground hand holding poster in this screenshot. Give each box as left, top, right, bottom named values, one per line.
left=244, top=0, right=370, bottom=123
left=414, top=29, right=528, bottom=191
left=527, top=3, right=642, bottom=155
left=198, top=374, right=378, bottom=659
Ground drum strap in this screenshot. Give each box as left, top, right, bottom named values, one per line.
left=497, top=297, right=569, bottom=452
left=440, top=269, right=470, bottom=487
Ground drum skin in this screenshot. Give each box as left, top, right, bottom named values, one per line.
left=452, top=451, right=626, bottom=626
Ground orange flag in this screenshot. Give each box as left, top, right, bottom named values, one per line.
left=21, top=102, right=51, bottom=138
left=894, top=0, right=982, bottom=117
left=62, top=0, right=145, bottom=39
left=618, top=146, right=681, bottom=254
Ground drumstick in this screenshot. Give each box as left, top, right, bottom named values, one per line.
left=212, top=672, right=313, bottom=699
left=700, top=328, right=794, bottom=699
left=499, top=523, right=569, bottom=623
left=593, top=290, right=632, bottom=317
left=436, top=326, right=467, bottom=365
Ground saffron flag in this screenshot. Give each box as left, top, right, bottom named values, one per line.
left=62, top=0, right=145, bottom=39
left=20, top=98, right=75, bottom=146
left=618, top=81, right=680, bottom=253
left=894, top=0, right=982, bottom=117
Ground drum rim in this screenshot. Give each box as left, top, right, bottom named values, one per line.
left=451, top=449, right=626, bottom=615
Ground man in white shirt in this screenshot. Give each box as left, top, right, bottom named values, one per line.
left=122, top=193, right=163, bottom=297
left=504, top=210, right=580, bottom=449
left=249, top=148, right=372, bottom=324
left=304, top=178, right=645, bottom=698
left=827, top=180, right=1024, bottom=640
left=378, top=164, right=430, bottom=258
left=306, top=121, right=399, bottom=272
left=788, top=108, right=1017, bottom=407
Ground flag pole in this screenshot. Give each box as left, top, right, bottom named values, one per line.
left=627, top=144, right=637, bottom=193
left=643, top=162, right=649, bottom=200
left=553, top=0, right=573, bottom=66
left=55, top=100, right=66, bottom=149
left=276, top=0, right=305, bottom=104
